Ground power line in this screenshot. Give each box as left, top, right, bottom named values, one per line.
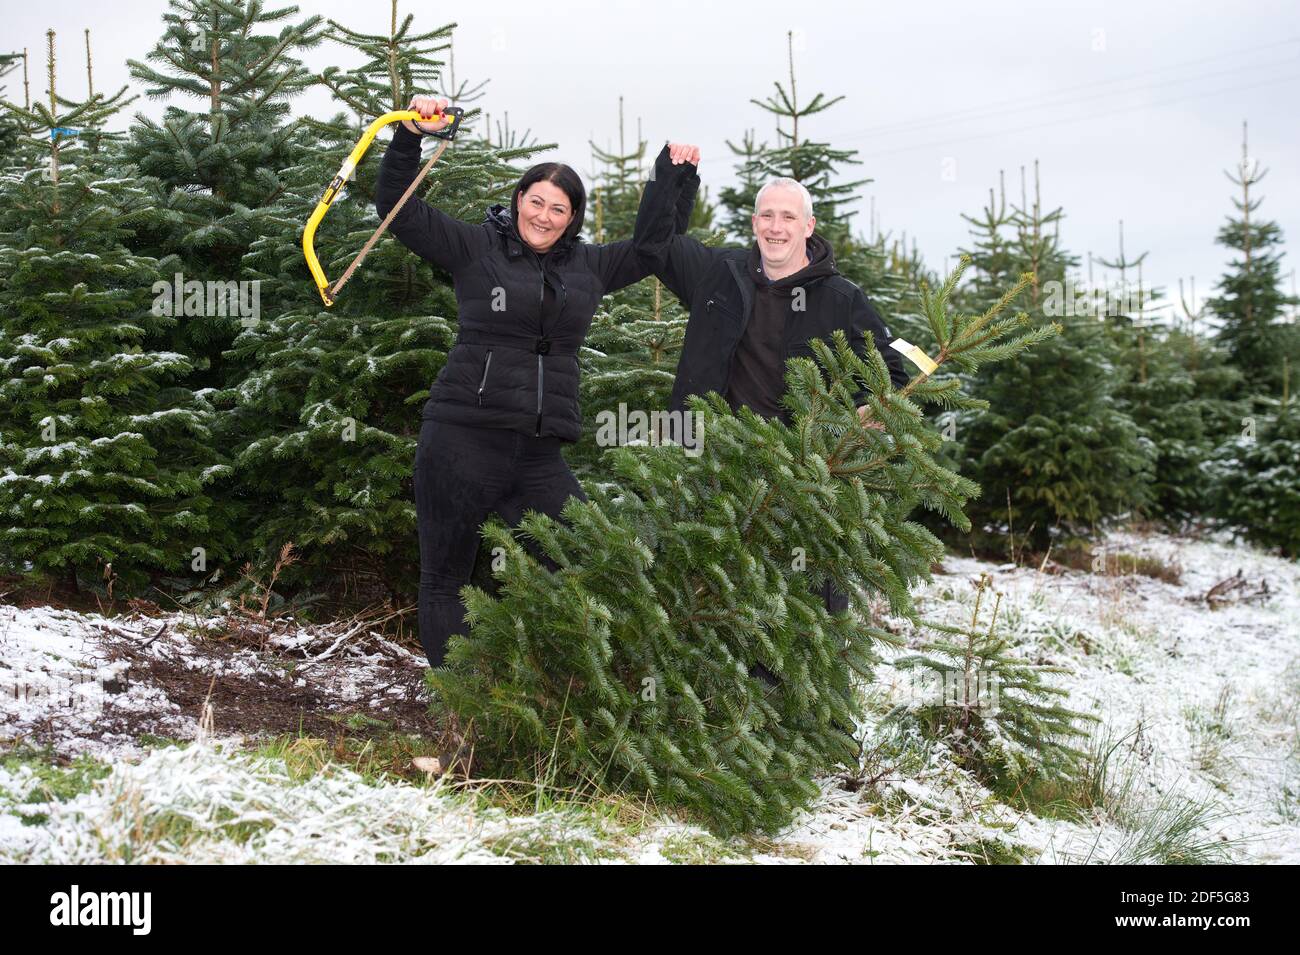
left=838, top=52, right=1300, bottom=143
left=854, top=70, right=1300, bottom=159
left=832, top=36, right=1300, bottom=142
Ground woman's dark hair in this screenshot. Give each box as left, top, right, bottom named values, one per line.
left=512, top=162, right=586, bottom=247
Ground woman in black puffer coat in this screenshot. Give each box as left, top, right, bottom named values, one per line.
left=377, top=95, right=698, bottom=669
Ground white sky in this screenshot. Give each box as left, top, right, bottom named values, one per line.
left=5, top=0, right=1299, bottom=319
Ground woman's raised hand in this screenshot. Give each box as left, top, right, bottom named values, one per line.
left=667, top=143, right=700, bottom=166
left=402, top=95, right=453, bottom=135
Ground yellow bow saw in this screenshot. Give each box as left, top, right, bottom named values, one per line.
left=302, top=107, right=464, bottom=306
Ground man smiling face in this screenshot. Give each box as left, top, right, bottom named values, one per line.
left=751, top=180, right=816, bottom=280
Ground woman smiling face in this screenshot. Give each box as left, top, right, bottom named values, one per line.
left=516, top=180, right=575, bottom=253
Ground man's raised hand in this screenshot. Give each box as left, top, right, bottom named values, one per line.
left=667, top=143, right=701, bottom=166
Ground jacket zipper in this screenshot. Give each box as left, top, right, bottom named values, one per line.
left=535, top=259, right=545, bottom=435
left=476, top=349, right=493, bottom=405
left=534, top=356, right=543, bottom=435
left=526, top=244, right=567, bottom=437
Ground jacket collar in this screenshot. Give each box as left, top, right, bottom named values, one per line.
left=724, top=232, right=838, bottom=327
left=746, top=232, right=837, bottom=289
left=486, top=203, right=579, bottom=260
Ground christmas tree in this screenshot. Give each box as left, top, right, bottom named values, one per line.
left=0, top=31, right=227, bottom=597
left=429, top=259, right=1055, bottom=834
left=1205, top=374, right=1300, bottom=556
left=954, top=164, right=1153, bottom=552
left=568, top=99, right=721, bottom=478
left=1093, top=228, right=1251, bottom=525
left=1198, top=123, right=1298, bottom=551
left=888, top=571, right=1096, bottom=794
left=586, top=98, right=647, bottom=247
left=119, top=0, right=326, bottom=393
left=1207, top=122, right=1300, bottom=399
left=716, top=31, right=901, bottom=314
left=0, top=51, right=26, bottom=168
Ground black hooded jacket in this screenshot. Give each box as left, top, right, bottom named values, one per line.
left=631, top=146, right=910, bottom=415
left=375, top=124, right=689, bottom=441
left=725, top=237, right=841, bottom=421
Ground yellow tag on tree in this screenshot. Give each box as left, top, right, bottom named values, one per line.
left=889, top=338, right=938, bottom=375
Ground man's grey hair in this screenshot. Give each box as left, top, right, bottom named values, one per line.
left=753, top=177, right=815, bottom=220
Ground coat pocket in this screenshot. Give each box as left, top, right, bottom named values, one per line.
left=705, top=297, right=742, bottom=321
left=476, top=349, right=494, bottom=406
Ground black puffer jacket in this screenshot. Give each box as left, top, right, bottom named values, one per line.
left=376, top=124, right=687, bottom=441
left=631, top=146, right=910, bottom=413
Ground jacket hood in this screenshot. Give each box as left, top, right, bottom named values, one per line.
left=747, top=232, right=837, bottom=292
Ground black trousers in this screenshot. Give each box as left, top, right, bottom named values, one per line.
left=750, top=579, right=850, bottom=686
left=822, top=578, right=849, bottom=615
left=414, top=417, right=586, bottom=668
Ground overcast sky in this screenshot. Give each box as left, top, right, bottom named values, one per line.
left=6, top=0, right=1299, bottom=320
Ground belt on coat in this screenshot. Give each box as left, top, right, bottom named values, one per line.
left=454, top=329, right=579, bottom=357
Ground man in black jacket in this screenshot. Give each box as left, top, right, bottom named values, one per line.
left=635, top=146, right=909, bottom=426
left=634, top=144, right=911, bottom=626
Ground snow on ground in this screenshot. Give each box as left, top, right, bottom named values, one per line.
left=0, top=605, right=179, bottom=761
left=759, top=528, right=1300, bottom=864
left=1, top=528, right=1297, bottom=864
left=0, top=603, right=435, bottom=761
left=0, top=742, right=608, bottom=864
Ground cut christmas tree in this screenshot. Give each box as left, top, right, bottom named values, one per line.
left=429, top=258, right=1059, bottom=835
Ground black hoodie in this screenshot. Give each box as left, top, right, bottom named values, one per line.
left=630, top=146, right=909, bottom=415
left=727, top=234, right=837, bottom=420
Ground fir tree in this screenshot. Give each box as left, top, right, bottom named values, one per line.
left=0, top=51, right=26, bottom=168
left=429, top=260, right=1056, bottom=834
left=716, top=31, right=900, bottom=314
left=567, top=100, right=722, bottom=478
left=119, top=0, right=327, bottom=391
left=0, top=31, right=227, bottom=596
left=1207, top=122, right=1299, bottom=398
left=1175, top=274, right=1247, bottom=437
left=571, top=296, right=691, bottom=478
left=872, top=203, right=953, bottom=383
left=955, top=164, right=1153, bottom=551
left=1205, top=375, right=1300, bottom=556
left=887, top=572, right=1096, bottom=793
left=1097, top=227, right=1244, bottom=524
left=586, top=98, right=646, bottom=246
left=1122, top=326, right=1225, bottom=525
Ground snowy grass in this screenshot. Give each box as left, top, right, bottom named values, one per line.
left=0, top=740, right=626, bottom=864
left=2, top=526, right=1297, bottom=863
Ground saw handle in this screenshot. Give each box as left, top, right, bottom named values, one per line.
left=405, top=106, right=464, bottom=140
left=302, top=107, right=466, bottom=307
